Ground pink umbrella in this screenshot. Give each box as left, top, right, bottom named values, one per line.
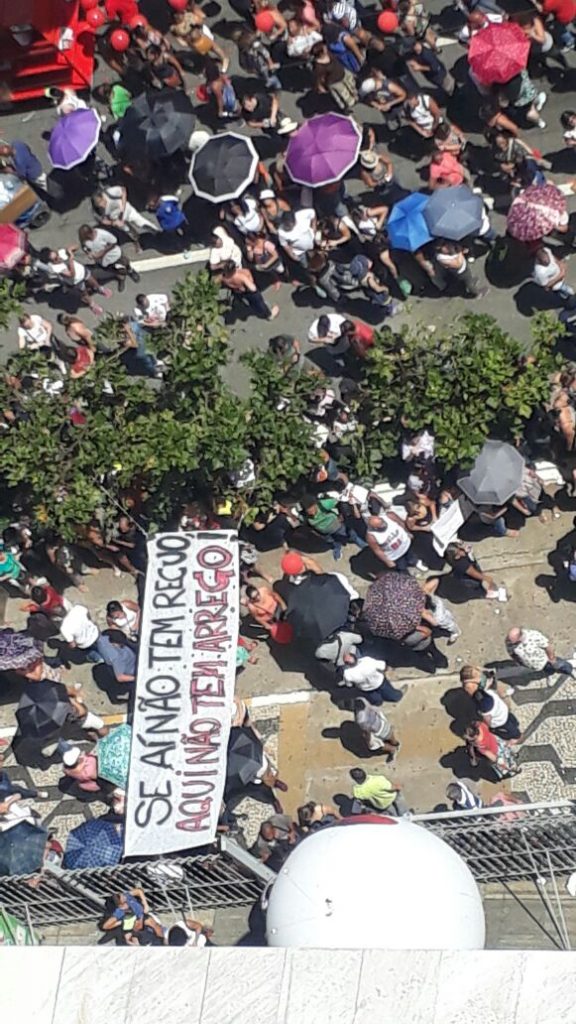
left=0, top=224, right=26, bottom=269
left=468, top=22, right=530, bottom=85
left=506, top=184, right=567, bottom=242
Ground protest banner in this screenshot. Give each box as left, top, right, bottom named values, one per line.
left=125, top=531, right=239, bottom=857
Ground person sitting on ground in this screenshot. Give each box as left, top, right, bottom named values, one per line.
left=297, top=800, right=340, bottom=832
left=245, top=583, right=286, bottom=631
left=106, top=598, right=140, bottom=640
left=62, top=746, right=104, bottom=794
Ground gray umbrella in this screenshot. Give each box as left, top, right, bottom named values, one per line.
left=457, top=440, right=525, bottom=506
left=423, top=185, right=484, bottom=241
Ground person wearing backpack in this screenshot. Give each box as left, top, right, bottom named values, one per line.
left=204, top=59, right=241, bottom=120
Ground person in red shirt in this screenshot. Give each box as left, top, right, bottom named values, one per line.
left=464, top=720, right=520, bottom=779
left=541, top=0, right=576, bottom=47
left=23, top=584, right=67, bottom=620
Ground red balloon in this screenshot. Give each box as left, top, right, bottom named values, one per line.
left=128, top=12, right=148, bottom=28
left=377, top=9, right=399, bottom=32
left=86, top=7, right=106, bottom=27
left=254, top=8, right=275, bottom=32
left=80, top=0, right=99, bottom=10
left=168, top=0, right=188, bottom=10
left=110, top=27, right=130, bottom=49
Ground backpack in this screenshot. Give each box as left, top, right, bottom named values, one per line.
left=328, top=33, right=361, bottom=74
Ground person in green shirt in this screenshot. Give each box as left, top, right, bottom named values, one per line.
left=350, top=768, right=408, bottom=816
left=302, top=495, right=348, bottom=561
left=98, top=82, right=132, bottom=120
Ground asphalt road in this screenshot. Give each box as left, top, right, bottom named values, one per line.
left=1, top=0, right=575, bottom=387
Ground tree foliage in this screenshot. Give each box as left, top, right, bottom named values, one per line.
left=350, top=312, right=561, bottom=474
left=0, top=276, right=562, bottom=540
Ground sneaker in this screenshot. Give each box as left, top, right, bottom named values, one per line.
left=37, top=790, right=50, bottom=798
left=447, top=631, right=461, bottom=645
left=537, top=118, right=547, bottom=130
left=129, top=268, right=140, bottom=283
left=535, top=91, right=547, bottom=111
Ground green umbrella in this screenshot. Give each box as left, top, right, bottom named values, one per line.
left=97, top=723, right=132, bottom=788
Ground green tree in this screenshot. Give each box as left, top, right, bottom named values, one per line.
left=350, top=312, right=561, bottom=474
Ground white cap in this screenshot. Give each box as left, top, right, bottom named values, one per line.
left=63, top=747, right=81, bottom=767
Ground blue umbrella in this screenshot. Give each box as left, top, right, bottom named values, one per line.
left=48, top=109, right=101, bottom=170
left=63, top=818, right=123, bottom=870
left=387, top=193, right=432, bottom=251
left=0, top=822, right=48, bottom=876
left=424, top=185, right=484, bottom=241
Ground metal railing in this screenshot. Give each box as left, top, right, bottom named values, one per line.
left=0, top=841, right=274, bottom=927
left=414, top=800, right=576, bottom=883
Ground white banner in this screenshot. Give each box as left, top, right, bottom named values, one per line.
left=124, top=531, right=239, bottom=857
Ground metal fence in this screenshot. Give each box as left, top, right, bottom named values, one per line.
left=0, top=839, right=274, bottom=927
left=414, top=800, right=576, bottom=883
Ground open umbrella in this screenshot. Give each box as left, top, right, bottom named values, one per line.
left=0, top=630, right=42, bottom=673
left=226, top=726, right=263, bottom=791
left=424, top=185, right=484, bottom=240
left=362, top=573, right=425, bottom=641
left=285, top=113, right=362, bottom=187
left=16, top=680, right=71, bottom=738
left=468, top=22, right=530, bottom=85
left=118, top=89, right=196, bottom=161
left=458, top=440, right=525, bottom=506
left=387, top=193, right=432, bottom=251
left=0, top=224, right=26, bottom=269
left=48, top=108, right=101, bottom=169
left=0, top=822, right=48, bottom=876
left=63, top=818, right=124, bottom=870
left=189, top=132, right=259, bottom=203
left=97, top=723, right=132, bottom=789
left=285, top=574, right=351, bottom=645
left=506, top=184, right=567, bottom=242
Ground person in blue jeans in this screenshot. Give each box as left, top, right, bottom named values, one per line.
left=0, top=771, right=47, bottom=801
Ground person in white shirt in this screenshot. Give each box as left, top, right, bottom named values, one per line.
left=365, top=511, right=415, bottom=571
left=308, top=312, right=346, bottom=343
left=17, top=313, right=53, bottom=351
left=532, top=246, right=574, bottom=301
left=340, top=651, right=403, bottom=703
left=93, top=185, right=158, bottom=247
left=209, top=225, right=242, bottom=272
left=230, top=196, right=264, bottom=236
left=278, top=208, right=317, bottom=265
left=133, top=293, right=170, bottom=327
left=34, top=246, right=111, bottom=315
left=59, top=604, right=102, bottom=663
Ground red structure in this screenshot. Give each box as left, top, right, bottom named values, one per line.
left=0, top=0, right=95, bottom=102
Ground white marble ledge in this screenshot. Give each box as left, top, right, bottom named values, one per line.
left=1, top=948, right=576, bottom=1024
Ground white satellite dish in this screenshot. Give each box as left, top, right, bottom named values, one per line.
left=266, top=818, right=485, bottom=949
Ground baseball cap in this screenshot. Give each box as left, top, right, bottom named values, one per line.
left=63, top=747, right=81, bottom=767
left=281, top=551, right=305, bottom=575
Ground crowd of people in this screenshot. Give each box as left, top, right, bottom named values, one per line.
left=0, top=0, right=575, bottom=942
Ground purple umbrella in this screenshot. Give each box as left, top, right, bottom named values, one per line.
left=285, top=113, right=362, bottom=187
left=48, top=109, right=101, bottom=170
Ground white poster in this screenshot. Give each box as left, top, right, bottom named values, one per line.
left=124, top=531, right=239, bottom=857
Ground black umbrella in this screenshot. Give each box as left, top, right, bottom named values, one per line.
left=16, top=680, right=71, bottom=738
left=226, top=726, right=264, bottom=791
left=0, top=822, right=48, bottom=876
left=118, top=89, right=196, bottom=161
left=189, top=132, right=259, bottom=203
left=286, top=574, right=351, bottom=645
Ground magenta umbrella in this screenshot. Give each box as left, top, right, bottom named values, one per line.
left=285, top=113, right=362, bottom=187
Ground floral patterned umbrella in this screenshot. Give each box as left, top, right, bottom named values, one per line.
left=506, top=184, right=567, bottom=242
left=97, top=723, right=132, bottom=789
left=0, top=630, right=42, bottom=672
left=361, top=573, right=425, bottom=640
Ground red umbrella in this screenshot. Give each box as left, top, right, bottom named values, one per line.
left=0, top=224, right=26, bottom=270
left=468, top=23, right=530, bottom=85
left=506, top=184, right=567, bottom=242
